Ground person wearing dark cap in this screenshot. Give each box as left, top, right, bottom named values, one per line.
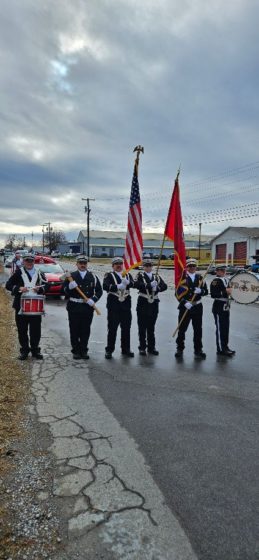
left=11, top=250, right=23, bottom=274
left=63, top=255, right=102, bottom=360
left=175, top=258, right=208, bottom=359
left=103, top=257, right=134, bottom=359
left=210, top=264, right=235, bottom=356
left=5, top=254, right=47, bottom=360
left=134, top=259, right=167, bottom=355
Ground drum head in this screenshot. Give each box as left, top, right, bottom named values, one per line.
left=230, top=271, right=259, bottom=304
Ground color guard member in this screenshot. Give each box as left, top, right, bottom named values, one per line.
left=103, top=257, right=134, bottom=359
left=175, top=258, right=208, bottom=359
left=134, top=258, right=167, bottom=355
left=63, top=255, right=102, bottom=360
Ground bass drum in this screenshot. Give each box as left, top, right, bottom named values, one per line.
left=229, top=271, right=259, bottom=304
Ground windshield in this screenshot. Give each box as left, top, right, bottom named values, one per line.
left=35, top=264, right=64, bottom=274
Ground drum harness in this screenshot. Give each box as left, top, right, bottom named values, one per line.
left=20, top=267, right=43, bottom=292
left=138, top=272, right=159, bottom=304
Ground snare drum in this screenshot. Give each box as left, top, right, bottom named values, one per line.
left=229, top=271, right=259, bottom=304
left=20, top=293, right=45, bottom=315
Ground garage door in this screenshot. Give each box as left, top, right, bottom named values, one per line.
left=215, top=243, right=227, bottom=263
left=233, top=241, right=247, bottom=265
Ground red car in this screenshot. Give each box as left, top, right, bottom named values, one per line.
left=34, top=256, right=65, bottom=297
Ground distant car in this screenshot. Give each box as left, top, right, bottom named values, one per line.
left=226, top=265, right=245, bottom=276
left=34, top=256, right=65, bottom=297
left=207, top=265, right=216, bottom=275
left=4, top=253, right=15, bottom=267
left=51, top=250, right=61, bottom=258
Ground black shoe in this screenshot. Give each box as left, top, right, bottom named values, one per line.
left=195, top=351, right=206, bottom=359
left=175, top=349, right=183, bottom=358
left=73, top=353, right=82, bottom=360
left=121, top=351, right=134, bottom=357
left=105, top=351, right=113, bottom=359
left=32, top=352, right=43, bottom=360
left=226, top=347, right=236, bottom=355
left=81, top=352, right=89, bottom=360
left=139, top=349, right=147, bottom=356
left=217, top=349, right=233, bottom=357
left=19, top=352, right=29, bottom=361
left=148, top=349, right=159, bottom=356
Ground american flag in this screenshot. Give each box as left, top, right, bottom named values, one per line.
left=123, top=160, right=143, bottom=272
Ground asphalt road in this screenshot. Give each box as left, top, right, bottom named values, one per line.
left=2, top=263, right=259, bottom=559
left=41, top=265, right=258, bottom=560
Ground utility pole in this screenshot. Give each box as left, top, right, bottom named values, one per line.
left=82, top=198, right=95, bottom=259
left=198, top=222, right=202, bottom=263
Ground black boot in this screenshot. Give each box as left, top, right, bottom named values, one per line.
left=139, top=349, right=147, bottom=356
left=175, top=348, right=183, bottom=358
left=194, top=351, right=206, bottom=359
left=121, top=350, right=134, bottom=357
left=19, top=351, right=29, bottom=361
left=148, top=349, right=159, bottom=356
left=105, top=351, right=113, bottom=359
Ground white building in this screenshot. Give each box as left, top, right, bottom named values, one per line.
left=77, top=230, right=212, bottom=258
left=211, top=227, right=259, bottom=265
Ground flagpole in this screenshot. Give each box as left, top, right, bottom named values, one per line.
left=156, top=167, right=180, bottom=276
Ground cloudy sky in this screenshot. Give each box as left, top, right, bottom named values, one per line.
left=1, top=0, right=259, bottom=246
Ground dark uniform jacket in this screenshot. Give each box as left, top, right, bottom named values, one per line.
left=103, top=271, right=134, bottom=310
left=210, top=276, right=230, bottom=304
left=175, top=272, right=208, bottom=308
left=63, top=271, right=102, bottom=311
left=6, top=268, right=46, bottom=311
left=134, top=271, right=167, bottom=303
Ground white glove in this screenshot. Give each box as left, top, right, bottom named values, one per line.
left=122, top=277, right=130, bottom=287
left=117, top=283, right=124, bottom=290
left=69, top=280, right=78, bottom=290
left=87, top=298, right=95, bottom=307
left=185, top=302, right=193, bottom=310
left=194, top=287, right=201, bottom=294
left=150, top=280, right=157, bottom=289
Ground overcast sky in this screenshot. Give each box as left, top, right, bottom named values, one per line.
left=1, top=0, right=259, bottom=246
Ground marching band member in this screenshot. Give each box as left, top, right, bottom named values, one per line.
left=175, top=258, right=208, bottom=359
left=103, top=257, right=134, bottom=359
left=11, top=250, right=23, bottom=274
left=5, top=253, right=46, bottom=360
left=63, top=255, right=102, bottom=360
left=210, top=264, right=235, bottom=356
left=134, top=258, right=167, bottom=355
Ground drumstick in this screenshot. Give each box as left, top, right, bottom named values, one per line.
left=62, top=272, right=101, bottom=316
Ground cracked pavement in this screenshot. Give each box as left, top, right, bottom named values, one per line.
left=31, top=333, right=197, bottom=560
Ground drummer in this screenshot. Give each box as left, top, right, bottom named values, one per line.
left=210, top=264, right=236, bottom=357
left=5, top=253, right=47, bottom=360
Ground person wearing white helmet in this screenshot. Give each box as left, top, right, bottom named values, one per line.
left=175, top=258, right=208, bottom=359
left=103, top=257, right=134, bottom=359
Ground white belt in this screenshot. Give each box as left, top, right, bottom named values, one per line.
left=214, top=298, right=228, bottom=302
left=70, top=297, right=86, bottom=303
left=139, top=293, right=158, bottom=302
left=110, top=291, right=129, bottom=300
left=191, top=300, right=202, bottom=306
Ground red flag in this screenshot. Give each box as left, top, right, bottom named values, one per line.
left=164, top=173, right=186, bottom=286
left=123, top=159, right=143, bottom=272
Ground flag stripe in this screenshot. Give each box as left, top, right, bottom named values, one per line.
left=123, top=164, right=143, bottom=272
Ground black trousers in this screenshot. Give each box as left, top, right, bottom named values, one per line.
left=15, top=312, right=42, bottom=353
left=137, top=300, right=159, bottom=350
left=67, top=308, right=94, bottom=355
left=106, top=306, right=132, bottom=353
left=176, top=304, right=203, bottom=352
left=212, top=302, right=230, bottom=352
